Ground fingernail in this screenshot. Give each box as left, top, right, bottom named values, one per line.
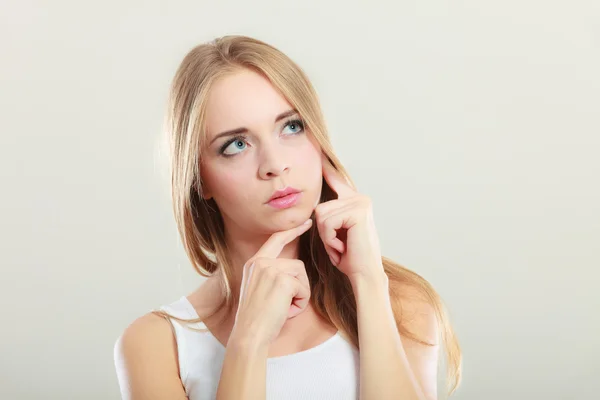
left=304, top=219, right=312, bottom=225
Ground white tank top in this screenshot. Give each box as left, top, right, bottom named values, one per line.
left=159, top=296, right=360, bottom=400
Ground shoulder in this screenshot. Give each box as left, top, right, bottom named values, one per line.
left=114, top=312, right=187, bottom=400
left=388, top=280, right=440, bottom=347
left=115, top=312, right=176, bottom=356
left=388, top=280, right=441, bottom=398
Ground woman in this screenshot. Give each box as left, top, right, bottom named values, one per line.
left=114, top=35, right=462, bottom=400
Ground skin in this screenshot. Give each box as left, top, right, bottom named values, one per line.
left=114, top=68, right=440, bottom=400
left=200, top=67, right=323, bottom=291
left=194, top=68, right=339, bottom=354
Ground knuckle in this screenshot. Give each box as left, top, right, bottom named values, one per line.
left=314, top=203, right=326, bottom=216
left=275, top=274, right=292, bottom=290
left=253, top=257, right=270, bottom=269
left=316, top=212, right=327, bottom=224
left=291, top=260, right=305, bottom=272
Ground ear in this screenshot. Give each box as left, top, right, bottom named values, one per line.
left=201, top=190, right=212, bottom=200
left=199, top=181, right=212, bottom=200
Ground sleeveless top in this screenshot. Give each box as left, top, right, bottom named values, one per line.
left=159, top=296, right=360, bottom=400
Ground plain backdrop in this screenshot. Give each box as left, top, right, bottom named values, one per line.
left=1, top=1, right=599, bottom=399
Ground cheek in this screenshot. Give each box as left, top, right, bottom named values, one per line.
left=292, top=134, right=321, bottom=163
left=202, top=162, right=253, bottom=202
left=292, top=139, right=323, bottom=189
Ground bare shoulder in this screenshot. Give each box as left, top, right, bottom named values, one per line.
left=114, top=312, right=187, bottom=400
left=389, top=280, right=440, bottom=346
left=115, top=312, right=175, bottom=355
left=388, top=280, right=441, bottom=399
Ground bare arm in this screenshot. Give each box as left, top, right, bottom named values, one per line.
left=216, top=330, right=269, bottom=399
left=351, top=272, right=440, bottom=400
left=216, top=221, right=313, bottom=399
left=114, top=313, right=188, bottom=400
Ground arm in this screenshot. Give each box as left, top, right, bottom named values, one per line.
left=216, top=331, right=269, bottom=399
left=350, top=271, right=440, bottom=400
left=114, top=313, right=188, bottom=400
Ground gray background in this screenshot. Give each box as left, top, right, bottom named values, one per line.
left=1, top=1, right=599, bottom=399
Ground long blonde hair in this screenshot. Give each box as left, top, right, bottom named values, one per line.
left=156, top=34, right=461, bottom=395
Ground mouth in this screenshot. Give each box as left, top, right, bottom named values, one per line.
left=267, top=187, right=302, bottom=209
left=268, top=186, right=300, bottom=202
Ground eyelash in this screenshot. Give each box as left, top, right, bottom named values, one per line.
left=219, top=118, right=306, bottom=157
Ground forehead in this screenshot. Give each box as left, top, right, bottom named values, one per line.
left=204, top=69, right=293, bottom=138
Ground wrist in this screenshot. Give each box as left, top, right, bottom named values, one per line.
left=228, top=327, right=269, bottom=355
left=349, top=269, right=388, bottom=291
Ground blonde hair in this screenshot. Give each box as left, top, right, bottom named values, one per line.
left=155, top=34, right=461, bottom=395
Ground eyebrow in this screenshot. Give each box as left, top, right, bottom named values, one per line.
left=209, top=109, right=299, bottom=145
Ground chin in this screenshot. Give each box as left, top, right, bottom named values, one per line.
left=260, top=190, right=319, bottom=229
left=267, top=206, right=312, bottom=228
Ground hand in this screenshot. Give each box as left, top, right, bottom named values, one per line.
left=231, top=220, right=313, bottom=348
left=315, top=154, right=384, bottom=281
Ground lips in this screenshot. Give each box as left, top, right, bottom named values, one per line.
left=267, top=189, right=302, bottom=209
left=268, top=186, right=300, bottom=202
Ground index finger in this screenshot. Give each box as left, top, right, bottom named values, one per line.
left=322, top=153, right=355, bottom=198
left=254, top=219, right=312, bottom=259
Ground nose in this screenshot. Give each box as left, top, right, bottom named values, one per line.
left=258, top=143, right=289, bottom=180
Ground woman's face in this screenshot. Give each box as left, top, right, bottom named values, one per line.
left=200, top=68, right=323, bottom=235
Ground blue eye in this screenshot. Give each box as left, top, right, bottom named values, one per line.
left=218, top=118, right=305, bottom=158
left=220, top=136, right=247, bottom=156
left=282, top=119, right=305, bottom=135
